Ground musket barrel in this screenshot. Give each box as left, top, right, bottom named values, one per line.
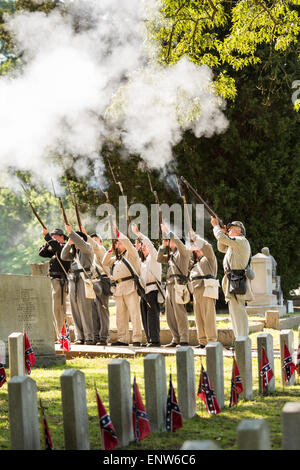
left=180, top=176, right=225, bottom=227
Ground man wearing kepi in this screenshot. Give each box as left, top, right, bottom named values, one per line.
left=39, top=227, right=70, bottom=341
left=157, top=223, right=190, bottom=347
left=132, top=223, right=162, bottom=347
left=189, top=229, right=219, bottom=348
left=211, top=218, right=254, bottom=338
left=61, top=224, right=95, bottom=345
left=102, top=225, right=143, bottom=347
left=82, top=228, right=111, bottom=346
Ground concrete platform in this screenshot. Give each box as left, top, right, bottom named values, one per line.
left=55, top=343, right=282, bottom=359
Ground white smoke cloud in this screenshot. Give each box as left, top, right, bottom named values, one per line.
left=0, top=0, right=228, bottom=189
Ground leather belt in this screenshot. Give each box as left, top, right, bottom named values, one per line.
left=146, top=281, right=157, bottom=287
left=113, top=275, right=134, bottom=284
left=190, top=275, right=216, bottom=281
left=69, top=268, right=91, bottom=274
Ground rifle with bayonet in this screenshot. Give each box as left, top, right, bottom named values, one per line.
left=147, top=171, right=170, bottom=259
left=19, top=181, right=47, bottom=229
left=64, top=179, right=83, bottom=232
left=51, top=179, right=69, bottom=226
left=175, top=175, right=194, bottom=240
left=72, top=193, right=83, bottom=232
left=180, top=176, right=226, bottom=229
left=98, top=183, right=119, bottom=258
left=106, top=158, right=129, bottom=230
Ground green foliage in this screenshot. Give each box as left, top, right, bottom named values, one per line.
left=172, top=51, right=300, bottom=297
left=150, top=0, right=300, bottom=99
left=0, top=176, right=73, bottom=274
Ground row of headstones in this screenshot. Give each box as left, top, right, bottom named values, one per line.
left=6, top=330, right=298, bottom=449
left=182, top=404, right=300, bottom=450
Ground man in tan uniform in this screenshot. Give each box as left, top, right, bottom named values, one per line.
left=157, top=223, right=190, bottom=347
left=211, top=218, right=254, bottom=338
left=189, top=229, right=218, bottom=348
left=102, top=226, right=143, bottom=347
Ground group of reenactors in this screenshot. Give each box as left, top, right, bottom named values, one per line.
left=38, top=216, right=253, bottom=349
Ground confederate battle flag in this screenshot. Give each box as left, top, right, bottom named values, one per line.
left=197, top=365, right=221, bottom=415
left=295, top=341, right=300, bottom=375
left=95, top=388, right=119, bottom=450
left=132, top=376, right=151, bottom=442
left=0, top=363, right=6, bottom=388
left=40, top=401, right=54, bottom=450
left=282, top=343, right=296, bottom=382
left=59, top=319, right=71, bottom=352
left=166, top=374, right=183, bottom=432
left=229, top=358, right=243, bottom=407
left=24, top=332, right=35, bottom=375
left=260, top=346, right=274, bottom=390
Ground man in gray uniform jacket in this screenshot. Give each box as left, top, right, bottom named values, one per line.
left=211, top=218, right=254, bottom=338
left=157, top=223, right=190, bottom=347
left=61, top=224, right=94, bottom=345
left=84, top=230, right=110, bottom=346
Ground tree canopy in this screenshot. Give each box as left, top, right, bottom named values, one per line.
left=0, top=0, right=299, bottom=299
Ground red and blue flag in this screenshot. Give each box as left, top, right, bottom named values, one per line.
left=197, top=365, right=220, bottom=415
left=166, top=373, right=183, bottom=432
left=132, top=376, right=151, bottom=442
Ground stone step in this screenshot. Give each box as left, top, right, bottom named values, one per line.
left=55, top=343, right=282, bottom=359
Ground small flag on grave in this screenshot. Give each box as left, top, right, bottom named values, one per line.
left=24, top=332, right=35, bottom=375
left=0, top=363, right=6, bottom=388
left=95, top=387, right=119, bottom=450
left=229, top=358, right=243, bottom=407
left=166, top=373, right=183, bottom=432
left=197, top=365, right=220, bottom=415
left=40, top=400, right=54, bottom=450
left=59, top=318, right=71, bottom=352
left=282, top=343, right=296, bottom=382
left=295, top=341, right=300, bottom=375
left=132, top=376, right=151, bottom=442
left=260, top=346, right=274, bottom=390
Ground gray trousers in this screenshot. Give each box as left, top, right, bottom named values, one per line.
left=165, top=283, right=189, bottom=344
left=92, top=294, right=110, bottom=342
left=69, top=277, right=94, bottom=342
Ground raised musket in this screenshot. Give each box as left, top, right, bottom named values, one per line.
left=180, top=176, right=226, bottom=229
left=51, top=179, right=69, bottom=225
left=175, top=175, right=194, bottom=239
left=107, top=158, right=129, bottom=229
left=72, top=193, right=83, bottom=232
left=19, top=182, right=47, bottom=229
left=147, top=170, right=170, bottom=260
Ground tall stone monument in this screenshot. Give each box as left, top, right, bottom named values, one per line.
left=0, top=273, right=65, bottom=366
left=246, top=248, right=286, bottom=316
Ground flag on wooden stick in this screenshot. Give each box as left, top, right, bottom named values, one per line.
left=95, top=387, right=119, bottom=450
left=0, top=363, right=6, bottom=388
left=197, top=365, right=220, bottom=415
left=260, top=346, right=274, bottom=391
left=282, top=343, right=296, bottom=382
left=59, top=319, right=71, bottom=352
left=296, top=341, right=300, bottom=375
left=24, top=332, right=35, bottom=375
left=229, top=358, right=243, bottom=407
left=40, top=400, right=54, bottom=450
left=166, top=373, right=183, bottom=432
left=132, top=376, right=151, bottom=442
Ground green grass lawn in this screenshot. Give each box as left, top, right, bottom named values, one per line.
left=1, top=354, right=300, bottom=450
